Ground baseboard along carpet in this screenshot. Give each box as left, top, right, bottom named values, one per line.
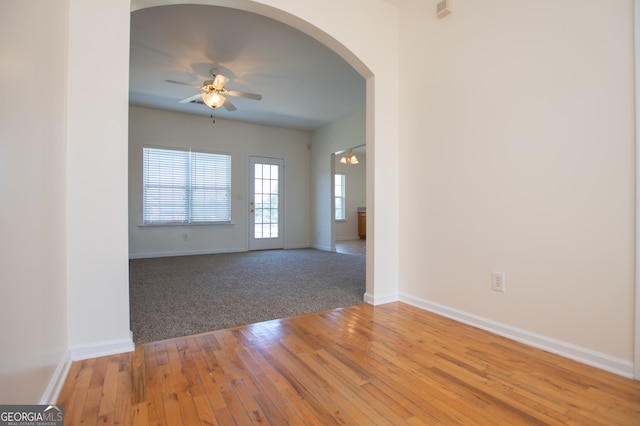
left=129, top=248, right=365, bottom=343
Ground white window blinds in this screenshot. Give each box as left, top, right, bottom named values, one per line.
left=143, top=147, right=231, bottom=224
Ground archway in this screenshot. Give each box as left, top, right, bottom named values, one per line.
left=129, top=0, right=386, bottom=304
left=65, top=0, right=399, bottom=356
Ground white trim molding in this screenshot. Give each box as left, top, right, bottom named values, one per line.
left=130, top=246, right=312, bottom=259
left=400, top=293, right=634, bottom=379
left=336, top=236, right=360, bottom=241
left=69, top=334, right=135, bottom=361
left=284, top=244, right=313, bottom=250
left=364, top=292, right=398, bottom=306
left=634, top=0, right=640, bottom=381
left=129, top=247, right=247, bottom=259
left=311, top=244, right=333, bottom=252
left=40, top=350, right=72, bottom=404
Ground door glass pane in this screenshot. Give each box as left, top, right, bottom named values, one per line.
left=254, top=162, right=279, bottom=239
left=334, top=174, right=346, bottom=221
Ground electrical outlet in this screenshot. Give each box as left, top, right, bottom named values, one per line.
left=183, top=233, right=189, bottom=241
left=492, top=272, right=505, bottom=292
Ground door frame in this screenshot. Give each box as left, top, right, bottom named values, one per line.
left=248, top=156, right=285, bottom=251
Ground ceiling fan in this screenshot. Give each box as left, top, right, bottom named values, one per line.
left=165, top=68, right=262, bottom=111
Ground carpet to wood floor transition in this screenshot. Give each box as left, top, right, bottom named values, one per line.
left=129, top=248, right=366, bottom=343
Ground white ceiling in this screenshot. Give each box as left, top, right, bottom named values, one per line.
left=129, top=4, right=366, bottom=131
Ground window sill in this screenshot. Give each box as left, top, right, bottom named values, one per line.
left=138, top=221, right=235, bottom=228
left=335, top=219, right=347, bottom=223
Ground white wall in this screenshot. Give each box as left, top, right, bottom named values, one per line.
left=66, top=0, right=133, bottom=358
left=4, top=0, right=637, bottom=404
left=335, top=153, right=367, bottom=240
left=398, top=0, right=635, bottom=373
left=312, top=109, right=366, bottom=250
left=129, top=106, right=311, bottom=257
left=0, top=1, right=69, bottom=403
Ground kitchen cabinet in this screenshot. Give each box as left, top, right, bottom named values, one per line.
left=358, top=211, right=366, bottom=239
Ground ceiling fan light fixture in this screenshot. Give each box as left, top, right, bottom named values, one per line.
left=202, top=91, right=226, bottom=109
left=167, top=69, right=262, bottom=113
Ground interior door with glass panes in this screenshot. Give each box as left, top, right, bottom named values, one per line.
left=249, top=157, right=284, bottom=250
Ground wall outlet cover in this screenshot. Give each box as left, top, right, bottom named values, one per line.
left=492, top=272, right=506, bottom=292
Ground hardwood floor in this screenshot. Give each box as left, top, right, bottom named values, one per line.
left=58, top=302, right=640, bottom=425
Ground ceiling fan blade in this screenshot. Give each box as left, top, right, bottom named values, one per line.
left=165, top=79, right=204, bottom=90
left=179, top=93, right=204, bottom=104
left=212, top=73, right=229, bottom=89
left=223, top=98, right=237, bottom=111
left=226, top=90, right=262, bottom=101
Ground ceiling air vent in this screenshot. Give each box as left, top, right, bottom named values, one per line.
left=436, top=0, right=452, bottom=19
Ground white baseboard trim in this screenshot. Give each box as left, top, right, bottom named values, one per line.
left=284, top=244, right=312, bottom=250
left=40, top=350, right=72, bottom=404
left=129, top=247, right=247, bottom=259
left=130, top=246, right=317, bottom=259
left=336, top=236, right=360, bottom=241
left=399, top=293, right=634, bottom=379
left=69, top=335, right=135, bottom=361
left=364, top=292, right=398, bottom=306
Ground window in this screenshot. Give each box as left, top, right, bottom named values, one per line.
left=143, top=146, right=231, bottom=224
left=335, top=173, right=345, bottom=221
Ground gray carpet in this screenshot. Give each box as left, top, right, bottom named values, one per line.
left=129, top=248, right=365, bottom=344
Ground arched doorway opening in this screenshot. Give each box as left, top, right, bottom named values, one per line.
left=127, top=0, right=378, bottom=341
left=65, top=0, right=399, bottom=356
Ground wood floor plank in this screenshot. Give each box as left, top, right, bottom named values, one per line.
left=80, top=387, right=103, bottom=426
left=162, top=393, right=184, bottom=426
left=191, top=393, right=217, bottom=426
left=64, top=365, right=93, bottom=426
left=98, top=358, right=120, bottom=417
left=141, top=343, right=167, bottom=426
left=165, top=340, right=189, bottom=395
left=231, top=343, right=303, bottom=424
left=212, top=345, right=270, bottom=425
left=114, top=368, right=133, bottom=425
left=176, top=390, right=202, bottom=426
left=294, top=349, right=394, bottom=425
left=202, top=345, right=254, bottom=424
left=258, top=343, right=349, bottom=425
left=236, top=331, right=328, bottom=424
left=132, top=402, right=149, bottom=426
left=57, top=361, right=81, bottom=407
left=310, top=351, right=409, bottom=425
left=189, top=348, right=227, bottom=411
left=132, top=345, right=147, bottom=405
left=88, top=356, right=109, bottom=390
left=58, top=303, right=640, bottom=425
